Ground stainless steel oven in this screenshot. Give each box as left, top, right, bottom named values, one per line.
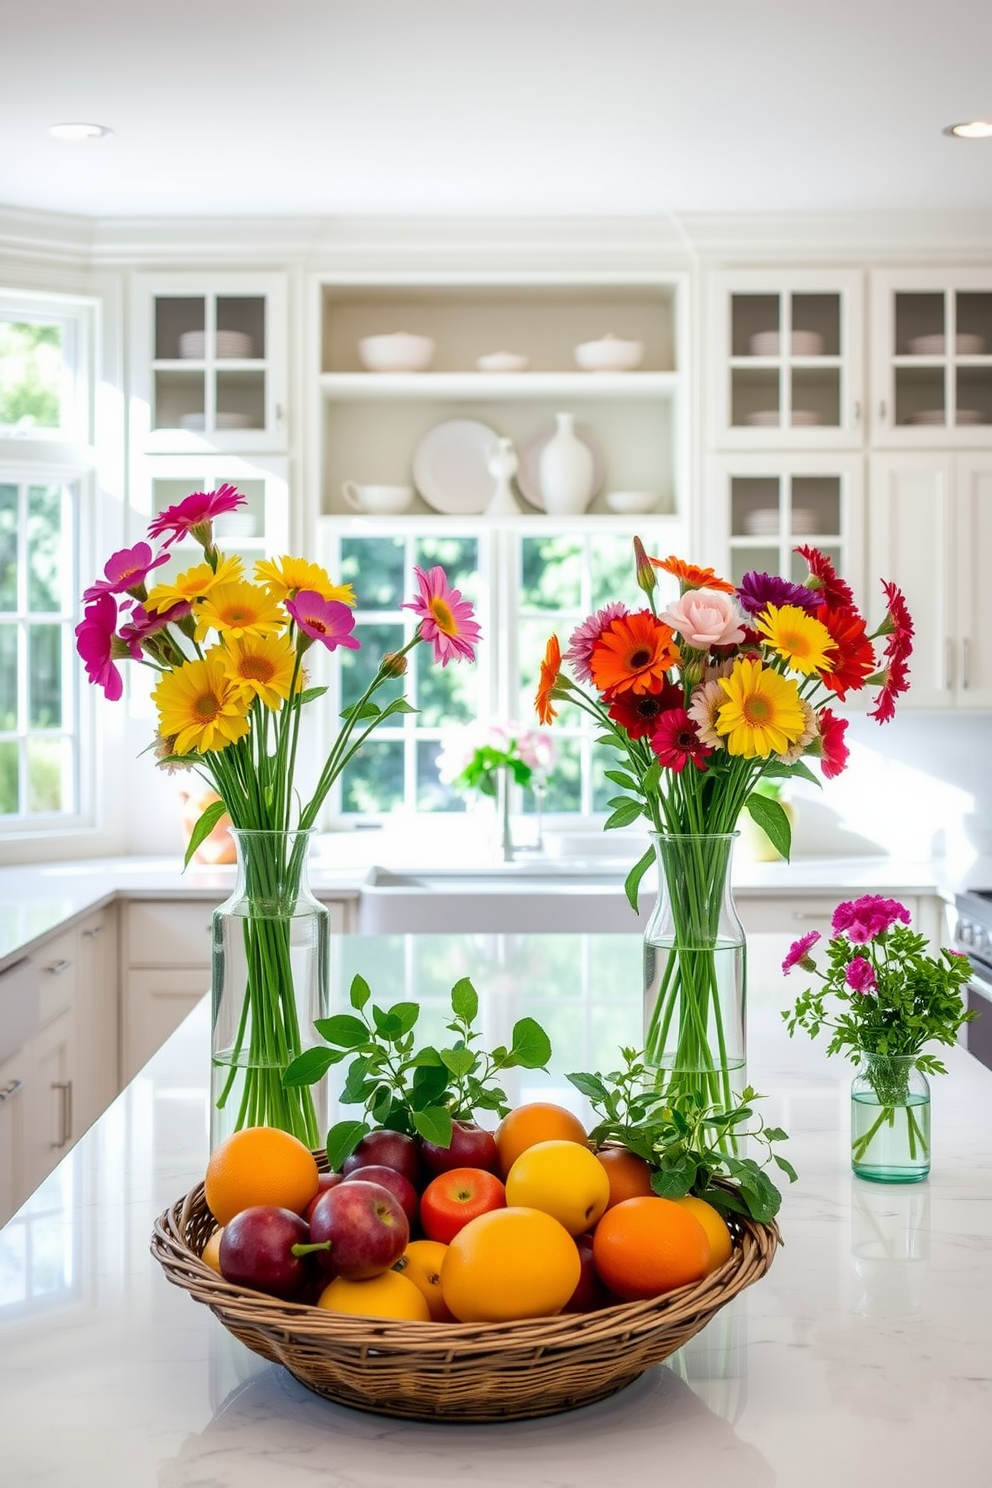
left=953, top=890, right=992, bottom=1071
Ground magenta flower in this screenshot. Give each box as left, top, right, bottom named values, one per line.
left=782, top=930, right=821, bottom=974
left=564, top=602, right=629, bottom=683
left=403, top=566, right=482, bottom=666
left=648, top=708, right=712, bottom=773
left=285, top=591, right=361, bottom=652
left=831, top=894, right=911, bottom=943
left=119, top=601, right=190, bottom=649
left=845, top=956, right=877, bottom=994
left=82, top=541, right=170, bottom=601
left=147, top=484, right=244, bottom=547
left=737, top=571, right=821, bottom=618
left=75, top=593, right=126, bottom=700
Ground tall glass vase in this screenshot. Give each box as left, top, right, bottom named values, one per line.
left=851, top=1051, right=930, bottom=1183
left=642, top=832, right=746, bottom=1112
left=211, top=829, right=329, bottom=1152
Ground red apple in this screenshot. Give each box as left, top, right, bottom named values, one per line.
left=218, top=1206, right=312, bottom=1300
left=419, top=1166, right=506, bottom=1244
left=342, top=1164, right=419, bottom=1227
left=562, top=1232, right=615, bottom=1313
left=303, top=1171, right=345, bottom=1223
left=419, top=1119, right=499, bottom=1178
left=307, top=1179, right=410, bottom=1279
left=342, top=1129, right=422, bottom=1188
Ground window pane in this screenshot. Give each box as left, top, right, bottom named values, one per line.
left=28, top=624, right=61, bottom=727
left=415, top=536, right=479, bottom=604
left=27, top=736, right=68, bottom=812
left=0, top=624, right=15, bottom=728
left=340, top=537, right=405, bottom=609
left=340, top=622, right=404, bottom=711
left=541, top=736, right=581, bottom=812
left=0, top=321, right=62, bottom=430
left=0, top=740, right=17, bottom=814
left=0, top=485, right=16, bottom=610
left=592, top=740, right=624, bottom=812
left=27, top=485, right=68, bottom=613
left=590, top=535, right=638, bottom=610
left=416, top=640, right=477, bottom=727
left=521, top=535, right=583, bottom=611
left=341, top=739, right=403, bottom=813
left=517, top=616, right=560, bottom=718
left=416, top=739, right=465, bottom=812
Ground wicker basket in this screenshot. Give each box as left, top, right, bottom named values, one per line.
left=151, top=1180, right=778, bottom=1423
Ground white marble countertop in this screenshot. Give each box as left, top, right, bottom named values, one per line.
left=1, top=931, right=991, bottom=1487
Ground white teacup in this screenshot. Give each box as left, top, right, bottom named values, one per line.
left=341, top=481, right=414, bottom=515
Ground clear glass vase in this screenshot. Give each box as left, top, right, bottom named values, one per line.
left=851, top=1051, right=930, bottom=1183
left=643, top=832, right=746, bottom=1112
left=210, top=829, right=329, bottom=1152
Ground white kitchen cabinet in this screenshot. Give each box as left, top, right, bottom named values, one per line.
left=130, top=271, right=288, bottom=453
left=0, top=1048, right=27, bottom=1226
left=131, top=454, right=290, bottom=572
left=74, top=906, right=119, bottom=1137
left=870, top=269, right=992, bottom=445
left=22, top=1007, right=76, bottom=1199
left=869, top=453, right=992, bottom=708
left=707, top=269, right=864, bottom=449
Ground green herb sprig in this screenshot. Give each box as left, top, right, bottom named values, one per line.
left=284, top=974, right=551, bottom=1169
left=567, top=1048, right=796, bottom=1225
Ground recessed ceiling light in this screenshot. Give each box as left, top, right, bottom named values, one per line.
left=48, top=122, right=113, bottom=141
left=943, top=120, right=992, bottom=139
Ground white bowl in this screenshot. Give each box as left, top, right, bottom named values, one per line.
left=605, top=490, right=659, bottom=514
left=358, top=332, right=435, bottom=373
left=573, top=334, right=644, bottom=372
left=475, top=350, right=530, bottom=373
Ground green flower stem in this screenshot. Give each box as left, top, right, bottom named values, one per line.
left=851, top=1104, right=929, bottom=1165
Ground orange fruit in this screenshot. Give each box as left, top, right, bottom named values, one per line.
left=494, top=1101, right=588, bottom=1179
left=317, top=1271, right=430, bottom=1322
left=201, top=1227, right=224, bottom=1274
left=505, top=1139, right=611, bottom=1235
left=595, top=1145, right=656, bottom=1208
left=393, top=1239, right=455, bottom=1322
left=675, top=1195, right=734, bottom=1274
left=592, top=1196, right=709, bottom=1301
left=204, top=1125, right=320, bottom=1226
left=440, top=1207, right=581, bottom=1322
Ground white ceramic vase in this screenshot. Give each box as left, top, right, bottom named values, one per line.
left=538, top=412, right=594, bottom=515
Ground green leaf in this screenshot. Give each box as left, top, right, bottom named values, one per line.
left=379, top=696, right=418, bottom=718
left=566, top=1070, right=610, bottom=1102
left=604, top=799, right=644, bottom=831
left=350, top=975, right=371, bottom=1011
left=385, top=1001, right=420, bottom=1036
left=507, top=1017, right=552, bottom=1069
left=450, top=977, right=479, bottom=1024
left=370, top=1084, right=394, bottom=1125
left=604, top=769, right=639, bottom=792
left=411, top=1106, right=453, bottom=1147
left=182, top=798, right=229, bottom=870
left=340, top=700, right=381, bottom=722
left=282, top=1045, right=344, bottom=1087
left=325, top=1119, right=370, bottom=1170
left=439, top=1046, right=476, bottom=1077
left=404, top=1047, right=444, bottom=1068
left=650, top=1164, right=694, bottom=1198
left=773, top=1153, right=799, bottom=1183
left=744, top=793, right=792, bottom=862
left=371, top=1006, right=404, bottom=1040
left=410, top=1064, right=450, bottom=1108
left=624, top=846, right=655, bottom=914
left=297, top=685, right=328, bottom=705
left=314, top=1013, right=369, bottom=1049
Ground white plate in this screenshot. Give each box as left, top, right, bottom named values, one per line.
left=178, top=411, right=254, bottom=431
left=744, top=409, right=781, bottom=426
left=412, top=419, right=499, bottom=514
left=748, top=330, right=825, bottom=356
left=907, top=333, right=986, bottom=356
left=177, top=330, right=254, bottom=359
left=515, top=422, right=605, bottom=510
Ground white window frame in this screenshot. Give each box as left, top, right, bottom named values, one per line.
left=0, top=291, right=93, bottom=445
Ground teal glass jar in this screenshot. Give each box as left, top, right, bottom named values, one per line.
left=850, top=1051, right=930, bottom=1183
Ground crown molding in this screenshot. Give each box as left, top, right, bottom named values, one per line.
left=675, top=211, right=992, bottom=264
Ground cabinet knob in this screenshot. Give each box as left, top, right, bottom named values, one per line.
left=45, top=958, right=72, bottom=976
left=0, top=1079, right=24, bottom=1104
left=82, top=925, right=104, bottom=939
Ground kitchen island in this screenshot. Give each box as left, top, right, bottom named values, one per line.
left=1, top=932, right=991, bottom=1487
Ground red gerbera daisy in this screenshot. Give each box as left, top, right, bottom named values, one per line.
left=817, top=604, right=876, bottom=698
left=868, top=580, right=914, bottom=722
left=607, top=678, right=683, bottom=739
left=794, top=545, right=855, bottom=608
left=649, top=708, right=713, bottom=773
left=817, top=706, right=850, bottom=778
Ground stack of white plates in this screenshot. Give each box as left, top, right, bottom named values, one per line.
left=177, top=330, right=206, bottom=359
left=906, top=333, right=986, bottom=356
left=177, top=330, right=255, bottom=359
left=957, top=408, right=986, bottom=425
left=748, top=330, right=825, bottom=356
left=178, top=412, right=206, bottom=430
left=214, top=511, right=258, bottom=539
left=743, top=507, right=818, bottom=537
left=743, top=409, right=821, bottom=427
left=177, top=411, right=255, bottom=431
left=905, top=409, right=946, bottom=425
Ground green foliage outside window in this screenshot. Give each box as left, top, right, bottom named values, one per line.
left=0, top=322, right=62, bottom=429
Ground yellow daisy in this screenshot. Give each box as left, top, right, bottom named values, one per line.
left=716, top=658, right=806, bottom=758
left=145, top=555, right=244, bottom=613
left=213, top=633, right=299, bottom=712
left=153, top=654, right=250, bottom=755
left=193, top=582, right=287, bottom=643
left=756, top=603, right=836, bottom=676
left=254, top=555, right=355, bottom=607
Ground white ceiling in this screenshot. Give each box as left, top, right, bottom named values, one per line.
left=3, top=0, right=991, bottom=222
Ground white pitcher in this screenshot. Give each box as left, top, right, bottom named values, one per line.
left=538, top=412, right=594, bottom=515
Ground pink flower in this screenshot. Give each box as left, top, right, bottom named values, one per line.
left=649, top=708, right=712, bottom=773
left=516, top=727, right=556, bottom=775
left=831, top=894, right=911, bottom=943
left=564, top=602, right=628, bottom=683
left=74, top=593, right=126, bottom=700
left=782, top=930, right=821, bottom=974
left=846, top=956, right=877, bottom=994
left=118, top=601, right=190, bottom=649
left=817, top=706, right=849, bottom=779
left=147, top=484, right=244, bottom=547
left=659, top=588, right=745, bottom=650
left=285, top=591, right=361, bottom=652
left=82, top=541, right=169, bottom=601
left=403, top=566, right=481, bottom=666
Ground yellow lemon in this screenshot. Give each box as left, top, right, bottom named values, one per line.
left=674, top=1195, right=734, bottom=1274
left=505, top=1139, right=611, bottom=1235
left=317, top=1270, right=430, bottom=1322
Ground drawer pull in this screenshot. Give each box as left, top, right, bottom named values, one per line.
left=0, top=1079, right=24, bottom=1104
left=45, top=958, right=72, bottom=976
left=52, top=1080, right=72, bottom=1148
left=82, top=924, right=104, bottom=939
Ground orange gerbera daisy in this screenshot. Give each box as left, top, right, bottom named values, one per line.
left=535, top=635, right=561, bottom=725
left=648, top=555, right=735, bottom=595
left=589, top=610, right=680, bottom=696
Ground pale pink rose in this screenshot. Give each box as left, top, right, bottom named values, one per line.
left=659, top=588, right=745, bottom=650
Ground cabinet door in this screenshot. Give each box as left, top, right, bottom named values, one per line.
left=133, top=454, right=290, bottom=570
left=22, top=1008, right=76, bottom=1200
left=123, top=969, right=207, bottom=1084
left=75, top=907, right=119, bottom=1134
left=869, top=454, right=955, bottom=708
left=0, top=1048, right=28, bottom=1227
left=954, top=456, right=992, bottom=707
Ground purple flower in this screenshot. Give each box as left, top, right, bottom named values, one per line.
left=831, top=895, right=911, bottom=943
left=737, top=571, right=822, bottom=619
left=845, top=956, right=877, bottom=994
left=782, top=930, right=821, bottom=974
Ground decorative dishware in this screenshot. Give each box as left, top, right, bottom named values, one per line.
left=412, top=418, right=500, bottom=513
left=743, top=507, right=817, bottom=536
left=341, top=481, right=414, bottom=515
left=906, top=332, right=985, bottom=356
left=573, top=334, right=644, bottom=372
left=475, top=350, right=530, bottom=372
left=748, top=330, right=825, bottom=357
left=605, top=490, right=659, bottom=515
left=538, top=412, right=595, bottom=514
left=178, top=330, right=254, bottom=360
left=358, top=332, right=435, bottom=373
left=484, top=436, right=523, bottom=517
left=516, top=420, right=604, bottom=510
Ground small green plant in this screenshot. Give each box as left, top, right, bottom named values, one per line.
left=566, top=1049, right=796, bottom=1225
left=284, top=974, right=551, bottom=1170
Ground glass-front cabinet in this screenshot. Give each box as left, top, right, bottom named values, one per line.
left=133, top=454, right=290, bottom=574
left=130, top=273, right=287, bottom=452
left=870, top=270, right=992, bottom=445
left=708, top=270, right=863, bottom=448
